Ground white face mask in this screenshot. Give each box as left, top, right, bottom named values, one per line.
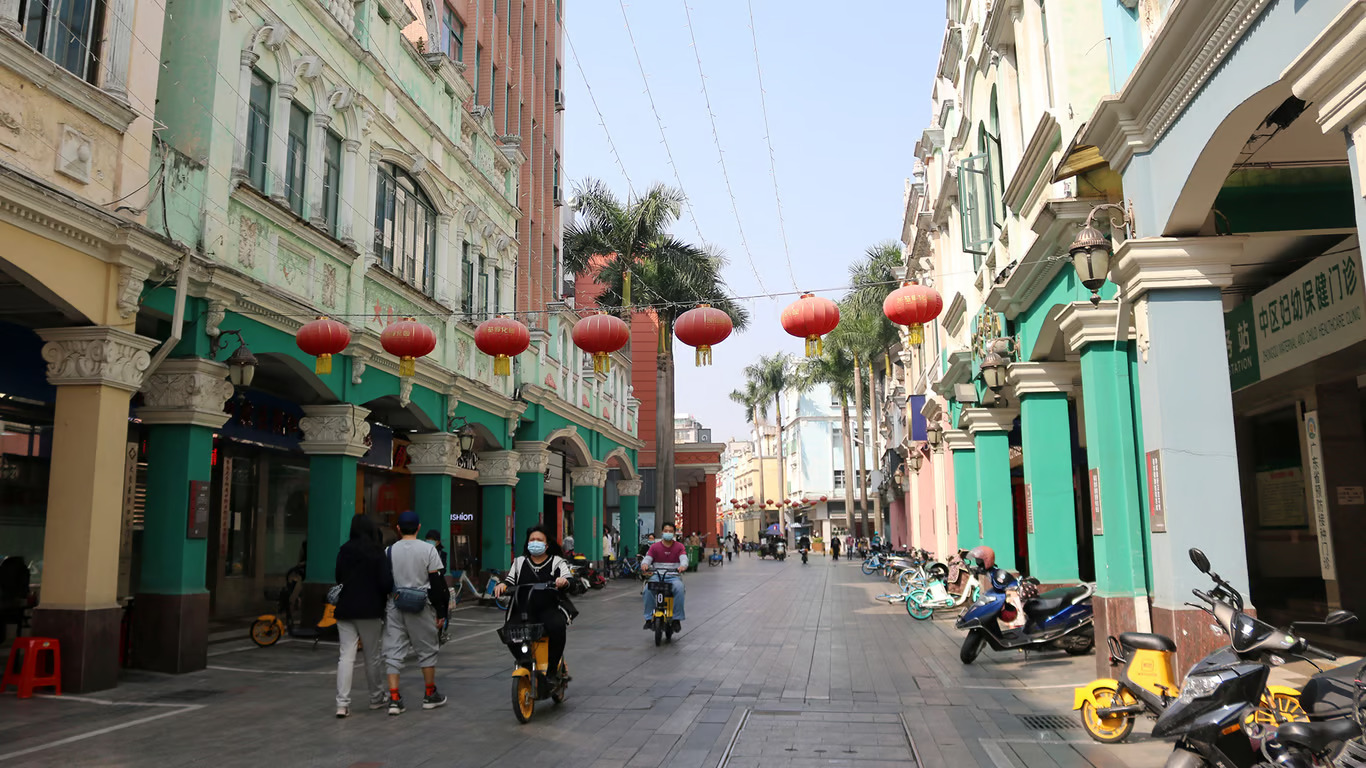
left=527, top=541, right=547, bottom=556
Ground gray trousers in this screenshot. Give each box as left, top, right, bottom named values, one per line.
left=336, top=618, right=385, bottom=708
left=382, top=599, right=440, bottom=675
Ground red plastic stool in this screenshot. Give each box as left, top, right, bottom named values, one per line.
left=2, top=637, right=61, bottom=698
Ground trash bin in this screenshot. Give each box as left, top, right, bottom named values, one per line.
left=686, top=545, right=701, bottom=572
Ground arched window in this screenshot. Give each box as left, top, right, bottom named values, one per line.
left=374, top=162, right=437, bottom=294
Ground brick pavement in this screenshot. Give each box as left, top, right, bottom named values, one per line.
left=0, top=555, right=1178, bottom=767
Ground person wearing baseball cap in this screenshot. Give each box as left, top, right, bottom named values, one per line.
left=381, top=510, right=449, bottom=715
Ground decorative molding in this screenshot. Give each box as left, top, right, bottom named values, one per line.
left=569, top=463, right=609, bottom=489
left=985, top=199, right=1094, bottom=320
left=350, top=355, right=366, bottom=385
left=1284, top=3, right=1366, bottom=191
left=616, top=478, right=643, bottom=497
left=116, top=263, right=150, bottom=318
left=1009, top=362, right=1080, bottom=396
left=407, top=432, right=473, bottom=477
left=943, top=429, right=975, bottom=452
left=960, top=406, right=1019, bottom=436
left=476, top=450, right=521, bottom=486
left=1002, top=111, right=1060, bottom=216
left=205, top=300, right=226, bottom=338
left=0, top=34, right=138, bottom=131
left=932, top=349, right=974, bottom=398
left=299, top=404, right=371, bottom=457
left=1054, top=301, right=1135, bottom=353
left=38, top=326, right=157, bottom=392
left=514, top=441, right=551, bottom=474
left=137, top=358, right=235, bottom=428
left=602, top=445, right=637, bottom=480
left=1111, top=236, right=1243, bottom=300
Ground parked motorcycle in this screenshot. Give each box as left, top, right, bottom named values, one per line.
left=954, top=546, right=1094, bottom=664
left=1152, top=548, right=1360, bottom=768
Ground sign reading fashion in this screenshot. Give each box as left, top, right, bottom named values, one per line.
left=1224, top=251, right=1366, bottom=390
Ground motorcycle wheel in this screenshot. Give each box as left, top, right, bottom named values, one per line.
left=960, top=629, right=986, bottom=664
left=250, top=618, right=282, bottom=647
left=906, top=596, right=934, bottom=621
left=1080, top=686, right=1135, bottom=743
left=654, top=618, right=664, bottom=647
left=1064, top=626, right=1096, bottom=656
left=591, top=576, right=605, bottom=590
left=512, top=676, right=535, bottom=723
left=1248, top=690, right=1308, bottom=726
left=551, top=662, right=569, bottom=704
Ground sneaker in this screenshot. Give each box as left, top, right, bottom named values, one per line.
left=368, top=697, right=387, bottom=710
left=388, top=697, right=405, bottom=716
left=671, top=619, right=682, bottom=632
left=422, top=690, right=448, bottom=710
left=335, top=706, right=349, bottom=718
left=643, top=619, right=653, bottom=630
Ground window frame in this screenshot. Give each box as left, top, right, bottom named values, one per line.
left=442, top=4, right=464, bottom=61
left=493, top=266, right=503, bottom=315
left=373, top=162, right=438, bottom=295
left=477, top=254, right=489, bottom=319
left=22, top=0, right=106, bottom=83
left=285, top=101, right=310, bottom=216
left=321, top=130, right=343, bottom=236
left=245, top=70, right=272, bottom=191
left=461, top=242, right=474, bottom=317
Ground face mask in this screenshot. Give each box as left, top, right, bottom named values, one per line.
left=527, top=541, right=547, bottom=556
left=662, top=532, right=675, bottom=541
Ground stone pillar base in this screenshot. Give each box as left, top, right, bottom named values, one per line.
left=1091, top=595, right=1147, bottom=678
left=30, top=606, right=123, bottom=693
left=131, top=593, right=209, bottom=674
left=1152, top=604, right=1242, bottom=681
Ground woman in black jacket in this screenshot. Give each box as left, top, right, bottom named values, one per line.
left=334, top=514, right=392, bottom=718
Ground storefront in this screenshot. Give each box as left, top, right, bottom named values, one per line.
left=448, top=479, right=481, bottom=573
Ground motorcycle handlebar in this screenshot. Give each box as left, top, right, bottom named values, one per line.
left=1302, top=642, right=1338, bottom=661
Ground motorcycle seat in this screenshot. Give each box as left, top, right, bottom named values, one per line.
left=1023, top=586, right=1090, bottom=618
left=1118, top=632, right=1176, bottom=653
left=1274, top=719, right=1361, bottom=753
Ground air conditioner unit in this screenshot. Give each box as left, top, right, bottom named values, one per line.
left=554, top=89, right=564, bottom=111
left=552, top=186, right=562, bottom=206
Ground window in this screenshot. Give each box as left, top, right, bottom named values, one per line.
left=552, top=245, right=561, bottom=300
left=322, top=131, right=342, bottom=235
left=490, top=64, right=498, bottom=114
left=554, top=63, right=561, bottom=102
left=504, top=83, right=512, bottom=134
left=478, top=254, right=489, bottom=319
left=1040, top=1, right=1055, bottom=109
left=832, top=426, right=842, bottom=442
left=285, top=102, right=309, bottom=215
left=552, top=152, right=560, bottom=203
left=373, top=163, right=437, bottom=294
left=957, top=141, right=998, bottom=268
left=21, top=0, right=105, bottom=82
left=474, top=45, right=482, bottom=105
left=493, top=267, right=503, bottom=315
left=442, top=5, right=464, bottom=61
left=245, top=71, right=272, bottom=190
left=833, top=470, right=845, bottom=490
left=461, top=242, right=474, bottom=316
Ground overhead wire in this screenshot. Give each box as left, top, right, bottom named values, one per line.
left=562, top=22, right=634, bottom=197
left=744, top=0, right=798, bottom=291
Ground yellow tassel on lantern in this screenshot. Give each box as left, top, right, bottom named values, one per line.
left=316, top=353, right=332, bottom=375
left=805, top=336, right=822, bottom=357
left=399, top=356, right=416, bottom=377
left=908, top=324, right=924, bottom=345
left=593, top=352, right=611, bottom=374
left=494, top=355, right=511, bottom=376
left=623, top=269, right=632, bottom=308
left=696, top=345, right=712, bottom=366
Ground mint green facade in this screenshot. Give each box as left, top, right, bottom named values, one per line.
left=306, top=455, right=359, bottom=584
left=973, top=429, right=1016, bottom=572
left=1019, top=392, right=1079, bottom=583
left=952, top=447, right=979, bottom=550
left=140, top=425, right=214, bottom=594
left=415, top=474, right=453, bottom=554
left=482, top=486, right=514, bottom=571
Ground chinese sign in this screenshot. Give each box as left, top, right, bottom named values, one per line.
left=1024, top=484, right=1034, bottom=534
left=1145, top=451, right=1166, bottom=533
left=1089, top=469, right=1103, bottom=535
left=1303, top=411, right=1336, bottom=580
left=1225, top=251, right=1366, bottom=390
left=1255, top=466, right=1306, bottom=528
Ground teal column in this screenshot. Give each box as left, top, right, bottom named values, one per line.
left=1015, top=363, right=1082, bottom=583
left=514, top=442, right=549, bottom=552
left=299, top=404, right=371, bottom=584
left=409, top=432, right=462, bottom=555
left=571, top=466, right=606, bottom=561
left=617, top=477, right=642, bottom=558
left=133, top=358, right=235, bottom=674
left=477, top=450, right=522, bottom=572
left=964, top=407, right=1019, bottom=572
left=947, top=431, right=980, bottom=551
left=414, top=474, right=451, bottom=551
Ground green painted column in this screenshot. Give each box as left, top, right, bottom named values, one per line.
left=414, top=474, right=451, bottom=551
left=617, top=478, right=642, bottom=558
left=964, top=407, right=1019, bottom=572
left=514, top=441, right=549, bottom=552
left=1014, top=363, right=1082, bottom=583
left=408, top=432, right=462, bottom=555
left=571, top=466, right=606, bottom=561
left=946, top=430, right=980, bottom=551
left=133, top=358, right=235, bottom=674
left=477, top=450, right=522, bottom=572
left=299, top=404, right=371, bottom=584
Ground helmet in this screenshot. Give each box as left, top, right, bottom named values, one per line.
left=967, top=545, right=996, bottom=571
left=991, top=569, right=1016, bottom=592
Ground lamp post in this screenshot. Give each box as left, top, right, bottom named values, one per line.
left=1068, top=202, right=1133, bottom=305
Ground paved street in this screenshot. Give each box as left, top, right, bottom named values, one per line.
left=0, top=556, right=1172, bottom=768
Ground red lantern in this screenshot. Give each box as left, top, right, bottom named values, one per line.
left=296, top=316, right=350, bottom=375
left=674, top=304, right=733, bottom=366
left=474, top=315, right=531, bottom=376
left=820, top=495, right=828, bottom=502
left=380, top=317, right=436, bottom=377
left=883, top=281, right=944, bottom=345
left=730, top=498, right=738, bottom=505
left=780, top=293, right=840, bottom=357
left=572, top=311, right=630, bottom=374
left=765, top=499, right=774, bottom=506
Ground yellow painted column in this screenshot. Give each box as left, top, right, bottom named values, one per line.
left=33, top=326, right=158, bottom=693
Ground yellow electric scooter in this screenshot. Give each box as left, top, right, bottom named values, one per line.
left=498, top=583, right=569, bottom=724
left=1074, top=632, right=1305, bottom=743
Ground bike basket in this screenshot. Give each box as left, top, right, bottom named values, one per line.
left=647, top=581, right=675, bottom=597
left=498, top=623, right=545, bottom=646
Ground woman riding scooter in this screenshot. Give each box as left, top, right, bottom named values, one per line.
left=493, top=527, right=575, bottom=686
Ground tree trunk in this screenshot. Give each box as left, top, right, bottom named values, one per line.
left=869, top=360, right=883, bottom=540
left=840, top=396, right=856, bottom=541
left=852, top=355, right=870, bottom=538
left=753, top=404, right=765, bottom=522
left=774, top=394, right=787, bottom=541
left=655, top=326, right=675, bottom=535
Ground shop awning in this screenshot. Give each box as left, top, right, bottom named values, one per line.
left=1051, top=123, right=1109, bottom=184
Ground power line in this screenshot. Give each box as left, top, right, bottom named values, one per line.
left=563, top=23, right=634, bottom=197
left=678, top=0, right=768, bottom=295
left=745, top=0, right=798, bottom=291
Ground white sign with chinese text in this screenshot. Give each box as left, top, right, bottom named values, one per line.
left=1303, top=411, right=1336, bottom=580
left=1253, top=251, right=1366, bottom=382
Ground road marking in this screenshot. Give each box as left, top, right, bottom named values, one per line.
left=208, top=665, right=335, bottom=675
left=960, top=681, right=1089, bottom=690
left=0, top=697, right=204, bottom=763
left=980, top=739, right=1019, bottom=768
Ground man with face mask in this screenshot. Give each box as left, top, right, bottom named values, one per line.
left=639, top=523, right=687, bottom=631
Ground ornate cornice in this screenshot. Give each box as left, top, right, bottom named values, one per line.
left=514, top=441, right=551, bottom=475
left=300, top=404, right=371, bottom=457
left=1284, top=3, right=1366, bottom=185
left=1111, top=236, right=1243, bottom=300
left=1002, top=112, right=1061, bottom=217
left=569, top=463, right=609, bottom=489
left=1054, top=301, right=1135, bottom=353
left=407, top=432, right=476, bottom=478
left=932, top=350, right=974, bottom=398
left=960, top=406, right=1019, bottom=436
left=0, top=34, right=138, bottom=131
left=1009, top=362, right=1079, bottom=396
left=616, top=478, right=643, bottom=497
left=39, top=326, right=157, bottom=392
left=943, top=429, right=975, bottom=452
left=984, top=199, right=1093, bottom=320
left=476, top=450, right=521, bottom=486
left=138, top=358, right=235, bottom=428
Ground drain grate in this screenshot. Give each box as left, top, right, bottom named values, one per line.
left=151, top=688, right=225, bottom=703
left=1017, top=713, right=1079, bottom=731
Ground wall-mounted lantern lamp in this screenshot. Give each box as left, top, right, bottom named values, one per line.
left=210, top=330, right=258, bottom=387
left=1068, top=202, right=1134, bottom=306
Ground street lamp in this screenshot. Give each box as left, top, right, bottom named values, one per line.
left=907, top=448, right=923, bottom=472
left=1068, top=202, right=1132, bottom=306
left=925, top=419, right=943, bottom=449
left=210, top=330, right=258, bottom=387
left=980, top=350, right=1008, bottom=393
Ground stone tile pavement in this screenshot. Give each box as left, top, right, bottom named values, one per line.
left=0, top=554, right=1256, bottom=767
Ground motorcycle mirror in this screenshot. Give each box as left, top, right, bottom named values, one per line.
left=1326, top=609, right=1358, bottom=627
left=1189, top=548, right=1211, bottom=574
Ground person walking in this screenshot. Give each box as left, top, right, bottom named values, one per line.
left=424, top=529, right=448, bottom=573
left=383, top=510, right=450, bottom=715
left=333, top=515, right=392, bottom=718
left=830, top=535, right=841, bottom=562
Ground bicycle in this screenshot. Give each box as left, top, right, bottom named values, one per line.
left=250, top=563, right=323, bottom=648
left=616, top=555, right=644, bottom=580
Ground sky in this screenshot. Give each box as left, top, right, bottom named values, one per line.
left=563, top=1, right=943, bottom=442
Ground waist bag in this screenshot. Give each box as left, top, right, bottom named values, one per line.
left=388, top=547, right=429, bottom=613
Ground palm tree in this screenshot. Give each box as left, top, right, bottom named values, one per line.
left=744, top=353, right=796, bottom=537
left=564, top=179, right=750, bottom=533
left=728, top=380, right=767, bottom=511
left=798, top=347, right=858, bottom=539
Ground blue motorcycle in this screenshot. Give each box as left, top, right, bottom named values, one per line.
left=954, top=569, right=1096, bottom=664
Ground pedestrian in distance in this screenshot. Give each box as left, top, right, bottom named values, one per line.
left=333, top=514, right=392, bottom=718
left=639, top=532, right=656, bottom=558
left=424, top=529, right=448, bottom=573
left=830, top=535, right=841, bottom=562
left=382, top=510, right=450, bottom=715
